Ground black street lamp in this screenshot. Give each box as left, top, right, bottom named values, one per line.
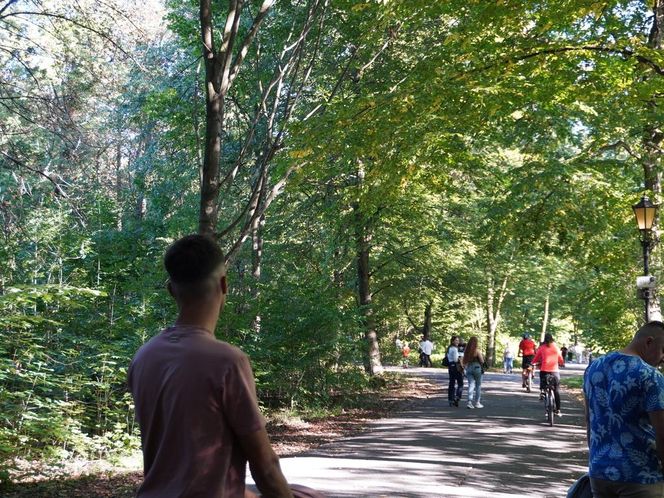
left=632, top=195, right=658, bottom=322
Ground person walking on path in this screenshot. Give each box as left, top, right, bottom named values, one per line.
left=419, top=335, right=434, bottom=367
left=446, top=336, right=463, bottom=407
left=584, top=321, right=664, bottom=498
left=401, top=342, right=411, bottom=368
left=503, top=344, right=514, bottom=374
left=462, top=336, right=485, bottom=409
left=128, top=235, right=320, bottom=498
left=532, top=333, right=565, bottom=416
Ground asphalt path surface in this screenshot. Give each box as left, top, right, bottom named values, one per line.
left=251, top=363, right=590, bottom=498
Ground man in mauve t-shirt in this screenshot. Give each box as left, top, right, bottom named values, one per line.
left=128, top=235, right=297, bottom=498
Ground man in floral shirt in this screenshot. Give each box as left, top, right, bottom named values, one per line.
left=584, top=321, right=664, bottom=497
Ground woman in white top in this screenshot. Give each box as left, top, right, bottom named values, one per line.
left=447, top=336, right=464, bottom=407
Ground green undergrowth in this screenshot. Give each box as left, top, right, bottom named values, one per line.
left=560, top=375, right=583, bottom=389
left=3, top=370, right=408, bottom=495
left=265, top=370, right=406, bottom=423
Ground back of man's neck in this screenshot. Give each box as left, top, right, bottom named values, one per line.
left=174, top=309, right=219, bottom=335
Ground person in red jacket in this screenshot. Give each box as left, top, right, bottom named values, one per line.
left=532, top=333, right=565, bottom=415
left=518, top=333, right=537, bottom=389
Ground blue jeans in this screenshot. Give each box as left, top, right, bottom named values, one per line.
left=448, top=364, right=463, bottom=401
left=466, top=363, right=483, bottom=404
left=504, top=358, right=513, bottom=372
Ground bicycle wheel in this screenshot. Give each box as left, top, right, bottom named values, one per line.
left=546, top=390, right=554, bottom=426
left=526, top=372, right=532, bottom=393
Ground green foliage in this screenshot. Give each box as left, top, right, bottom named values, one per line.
left=1, top=0, right=662, bottom=479
left=560, top=375, right=584, bottom=390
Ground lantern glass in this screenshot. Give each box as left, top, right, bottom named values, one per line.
left=632, top=196, right=658, bottom=231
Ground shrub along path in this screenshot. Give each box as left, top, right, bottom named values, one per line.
left=255, top=364, right=589, bottom=498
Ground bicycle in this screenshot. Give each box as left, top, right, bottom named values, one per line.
left=523, top=365, right=535, bottom=392
left=542, top=373, right=556, bottom=426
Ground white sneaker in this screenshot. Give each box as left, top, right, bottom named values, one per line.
left=474, top=402, right=484, bottom=408
left=467, top=403, right=475, bottom=409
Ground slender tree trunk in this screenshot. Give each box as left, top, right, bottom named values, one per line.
left=422, top=302, right=432, bottom=340
left=250, top=214, right=264, bottom=333
left=354, top=204, right=382, bottom=376
left=485, top=274, right=509, bottom=366
left=486, top=280, right=497, bottom=366
left=199, top=85, right=224, bottom=237
left=540, top=287, right=550, bottom=343
left=115, top=141, right=122, bottom=231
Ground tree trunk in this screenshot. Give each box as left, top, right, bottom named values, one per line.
left=422, top=302, right=432, bottom=340
left=354, top=203, right=382, bottom=376
left=115, top=141, right=122, bottom=231
left=486, top=280, right=497, bottom=366
left=250, top=214, right=264, bottom=333
left=485, top=273, right=510, bottom=366
left=540, top=288, right=550, bottom=343
left=199, top=79, right=224, bottom=237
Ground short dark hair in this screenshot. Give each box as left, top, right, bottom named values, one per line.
left=636, top=321, right=664, bottom=340
left=164, top=235, right=225, bottom=286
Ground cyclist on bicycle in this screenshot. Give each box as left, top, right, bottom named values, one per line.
left=518, top=333, right=537, bottom=389
left=531, top=333, right=565, bottom=415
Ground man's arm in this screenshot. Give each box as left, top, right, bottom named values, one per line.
left=237, top=427, right=294, bottom=498
left=584, top=397, right=590, bottom=447
left=648, top=410, right=664, bottom=470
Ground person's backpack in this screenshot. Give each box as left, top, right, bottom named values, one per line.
left=566, top=473, right=592, bottom=498
left=442, top=347, right=450, bottom=367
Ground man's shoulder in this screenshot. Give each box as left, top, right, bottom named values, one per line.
left=586, top=352, right=648, bottom=378
left=132, top=327, right=247, bottom=365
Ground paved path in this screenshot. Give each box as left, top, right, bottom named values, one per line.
left=254, top=364, right=589, bottom=498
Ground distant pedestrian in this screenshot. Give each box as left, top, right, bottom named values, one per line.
left=446, top=336, right=463, bottom=407
left=503, top=344, right=514, bottom=374
left=419, top=335, right=434, bottom=367
left=462, top=336, right=484, bottom=409
left=584, top=321, right=664, bottom=497
left=560, top=346, right=568, bottom=362
left=401, top=342, right=411, bottom=368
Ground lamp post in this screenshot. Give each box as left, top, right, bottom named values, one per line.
left=632, top=195, right=658, bottom=322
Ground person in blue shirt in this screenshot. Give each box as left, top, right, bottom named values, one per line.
left=583, top=321, right=664, bottom=498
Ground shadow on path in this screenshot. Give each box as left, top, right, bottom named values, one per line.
left=259, top=366, right=589, bottom=498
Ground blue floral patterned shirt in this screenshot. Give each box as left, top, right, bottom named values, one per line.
left=584, top=352, right=664, bottom=483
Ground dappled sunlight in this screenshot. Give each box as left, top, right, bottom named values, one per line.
left=263, top=369, right=588, bottom=498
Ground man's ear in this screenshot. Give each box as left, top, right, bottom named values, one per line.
left=220, top=275, right=227, bottom=295
left=167, top=280, right=175, bottom=298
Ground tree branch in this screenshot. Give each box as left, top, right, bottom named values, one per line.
left=0, top=11, right=130, bottom=58
left=228, top=0, right=276, bottom=87
left=0, top=152, right=88, bottom=227
left=0, top=0, right=18, bottom=17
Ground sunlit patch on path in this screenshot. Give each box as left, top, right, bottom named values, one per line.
left=251, top=365, right=588, bottom=498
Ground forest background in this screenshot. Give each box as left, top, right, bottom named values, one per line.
left=1, top=0, right=663, bottom=485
